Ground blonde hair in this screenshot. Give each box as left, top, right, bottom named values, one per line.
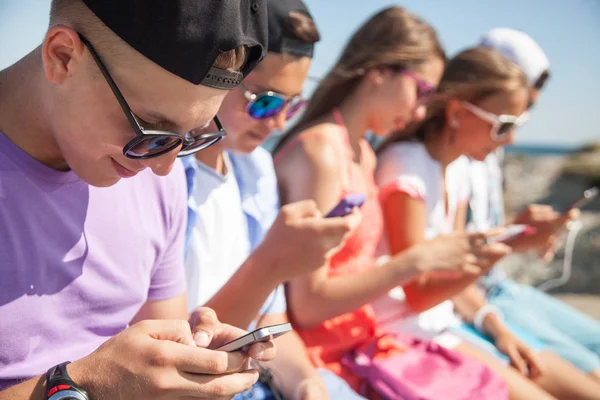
left=379, top=46, right=528, bottom=149
left=273, top=6, right=444, bottom=154
left=50, top=0, right=246, bottom=71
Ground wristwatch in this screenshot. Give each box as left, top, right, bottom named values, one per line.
left=46, top=362, right=90, bottom=400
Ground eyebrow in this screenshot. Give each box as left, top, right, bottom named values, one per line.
left=142, top=111, right=183, bottom=132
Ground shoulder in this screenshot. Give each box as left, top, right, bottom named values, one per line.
left=376, top=142, right=432, bottom=184
left=277, top=123, right=345, bottom=181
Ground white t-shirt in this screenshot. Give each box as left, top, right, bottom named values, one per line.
left=373, top=142, right=470, bottom=340
left=376, top=142, right=470, bottom=238
left=185, top=154, right=251, bottom=311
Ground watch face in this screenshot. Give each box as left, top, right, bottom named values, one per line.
left=48, top=389, right=88, bottom=400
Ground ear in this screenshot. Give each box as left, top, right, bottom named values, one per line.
left=444, top=98, right=463, bottom=128
left=366, top=69, right=384, bottom=86
left=41, top=25, right=86, bottom=85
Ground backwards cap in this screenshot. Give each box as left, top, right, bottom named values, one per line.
left=267, top=0, right=318, bottom=58
left=479, top=28, right=550, bottom=85
left=82, top=0, right=268, bottom=90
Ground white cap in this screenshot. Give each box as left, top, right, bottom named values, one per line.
left=479, top=28, right=550, bottom=85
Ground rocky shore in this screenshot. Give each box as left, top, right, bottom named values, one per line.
left=499, top=147, right=600, bottom=302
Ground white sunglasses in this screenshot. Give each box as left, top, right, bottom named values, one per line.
left=462, top=102, right=529, bottom=142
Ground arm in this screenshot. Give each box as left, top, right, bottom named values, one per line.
left=204, top=248, right=280, bottom=329
left=131, top=293, right=189, bottom=323
left=0, top=376, right=46, bottom=400
left=383, top=192, right=485, bottom=313
left=277, top=132, right=423, bottom=328
left=258, top=314, right=328, bottom=400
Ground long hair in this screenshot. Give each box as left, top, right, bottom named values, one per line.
left=272, top=6, right=444, bottom=154
left=379, top=46, right=528, bottom=151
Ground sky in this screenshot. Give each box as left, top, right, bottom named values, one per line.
left=0, top=0, right=598, bottom=146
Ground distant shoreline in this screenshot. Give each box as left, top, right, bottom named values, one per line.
left=505, top=143, right=578, bottom=156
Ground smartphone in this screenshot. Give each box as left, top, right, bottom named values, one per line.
left=561, top=187, right=599, bottom=212
left=325, top=193, right=366, bottom=218
left=486, top=224, right=537, bottom=244
left=216, top=323, right=292, bottom=352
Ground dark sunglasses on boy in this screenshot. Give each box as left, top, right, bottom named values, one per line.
left=242, top=83, right=306, bottom=120
left=80, top=34, right=226, bottom=160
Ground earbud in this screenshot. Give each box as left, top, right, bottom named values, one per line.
left=450, top=119, right=459, bottom=130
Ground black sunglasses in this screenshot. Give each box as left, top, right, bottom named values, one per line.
left=79, top=34, right=226, bottom=160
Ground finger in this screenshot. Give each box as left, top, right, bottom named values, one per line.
left=529, top=204, right=553, bottom=214
left=190, top=307, right=228, bottom=348
left=181, top=369, right=259, bottom=398
left=507, top=346, right=528, bottom=376
left=566, top=208, right=581, bottom=220
left=475, top=243, right=512, bottom=258
left=282, top=200, right=319, bottom=220
left=138, top=319, right=196, bottom=347
left=522, top=348, right=543, bottom=379
left=166, top=341, right=250, bottom=375
left=467, top=232, right=487, bottom=248
left=209, top=323, right=254, bottom=350
left=461, top=264, right=482, bottom=275
left=247, top=340, right=277, bottom=362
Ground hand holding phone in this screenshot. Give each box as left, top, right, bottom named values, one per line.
left=326, top=193, right=366, bottom=218
left=216, top=323, right=292, bottom=352
left=486, top=225, right=537, bottom=244
left=561, top=187, right=599, bottom=213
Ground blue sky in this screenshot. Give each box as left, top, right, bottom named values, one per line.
left=1, top=0, right=598, bottom=145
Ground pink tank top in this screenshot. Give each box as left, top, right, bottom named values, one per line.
left=275, top=110, right=399, bottom=390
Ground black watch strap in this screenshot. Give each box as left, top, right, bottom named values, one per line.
left=46, top=362, right=90, bottom=400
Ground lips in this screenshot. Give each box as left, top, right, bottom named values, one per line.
left=111, top=158, right=141, bottom=178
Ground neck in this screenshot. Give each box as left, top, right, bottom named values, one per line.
left=336, top=91, right=370, bottom=159
left=423, top=126, right=463, bottom=170
left=0, top=48, right=68, bottom=170
left=194, top=140, right=226, bottom=175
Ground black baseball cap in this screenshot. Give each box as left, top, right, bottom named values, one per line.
left=81, top=0, right=268, bottom=90
left=267, top=0, right=318, bottom=58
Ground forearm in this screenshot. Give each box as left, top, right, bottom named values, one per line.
left=1, top=360, right=98, bottom=400
left=404, top=274, right=483, bottom=313
left=290, top=252, right=419, bottom=328
left=452, top=285, right=508, bottom=339
left=451, top=284, right=488, bottom=322
left=262, top=325, right=322, bottom=399
left=205, top=247, right=281, bottom=329
left=0, top=376, right=45, bottom=400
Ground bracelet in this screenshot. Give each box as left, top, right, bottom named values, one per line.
left=473, top=304, right=503, bottom=335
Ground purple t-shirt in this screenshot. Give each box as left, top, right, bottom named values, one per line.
left=0, top=133, right=187, bottom=389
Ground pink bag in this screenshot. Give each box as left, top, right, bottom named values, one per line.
left=342, top=335, right=508, bottom=400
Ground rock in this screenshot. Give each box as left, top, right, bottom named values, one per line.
left=500, top=149, right=600, bottom=294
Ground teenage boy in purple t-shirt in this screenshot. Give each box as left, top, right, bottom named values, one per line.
left=0, top=1, right=356, bottom=399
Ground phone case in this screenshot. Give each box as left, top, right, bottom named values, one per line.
left=325, top=193, right=367, bottom=218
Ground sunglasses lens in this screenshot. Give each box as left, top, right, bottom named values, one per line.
left=125, top=134, right=182, bottom=159
left=248, top=94, right=286, bottom=119
left=494, top=122, right=517, bottom=140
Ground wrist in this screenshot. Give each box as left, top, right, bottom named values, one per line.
left=247, top=243, right=286, bottom=285
left=294, top=375, right=328, bottom=400
left=67, top=358, right=101, bottom=400
left=474, top=305, right=505, bottom=337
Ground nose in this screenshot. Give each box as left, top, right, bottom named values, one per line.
left=140, top=146, right=180, bottom=176
left=260, top=111, right=287, bottom=132
left=412, top=104, right=427, bottom=122
left=503, top=130, right=517, bottom=146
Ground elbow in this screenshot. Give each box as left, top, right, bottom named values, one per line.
left=288, top=299, right=326, bottom=330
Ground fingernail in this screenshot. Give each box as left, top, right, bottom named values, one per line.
left=252, top=344, right=265, bottom=359
left=194, top=331, right=210, bottom=347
